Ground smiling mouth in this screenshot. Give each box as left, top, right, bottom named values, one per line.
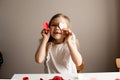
left=54, top=32, right=62, bottom=34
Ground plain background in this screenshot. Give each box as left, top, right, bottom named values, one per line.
left=0, top=0, right=120, bottom=78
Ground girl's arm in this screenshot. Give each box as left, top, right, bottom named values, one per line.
left=35, top=29, right=50, bottom=63
left=35, top=38, right=48, bottom=63
left=67, top=38, right=83, bottom=66
left=64, top=30, right=82, bottom=66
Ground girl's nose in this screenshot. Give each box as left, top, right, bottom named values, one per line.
left=56, top=26, right=60, bottom=29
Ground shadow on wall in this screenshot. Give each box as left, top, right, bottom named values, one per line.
left=106, top=0, right=120, bottom=72
left=115, top=0, right=120, bottom=70
left=0, top=51, right=3, bottom=67
left=118, top=0, right=120, bottom=56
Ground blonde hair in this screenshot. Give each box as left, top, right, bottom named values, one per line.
left=49, top=13, right=71, bottom=27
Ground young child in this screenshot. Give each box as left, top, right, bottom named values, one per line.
left=35, top=13, right=83, bottom=74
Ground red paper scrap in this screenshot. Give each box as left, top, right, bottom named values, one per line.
left=23, top=77, right=29, bottom=80
left=115, top=78, right=120, bottom=80
left=49, top=76, right=64, bottom=80
left=42, top=22, right=49, bottom=30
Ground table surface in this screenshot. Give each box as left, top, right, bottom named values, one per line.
left=12, top=72, right=120, bottom=80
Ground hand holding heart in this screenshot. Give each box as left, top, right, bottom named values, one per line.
left=63, top=29, right=73, bottom=43
left=59, top=22, right=73, bottom=43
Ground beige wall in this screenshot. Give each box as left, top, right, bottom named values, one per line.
left=0, top=0, right=120, bottom=78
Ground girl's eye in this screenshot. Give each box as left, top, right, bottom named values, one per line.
left=51, top=24, right=58, bottom=27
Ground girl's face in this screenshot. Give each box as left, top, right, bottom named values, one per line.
left=49, top=17, right=70, bottom=42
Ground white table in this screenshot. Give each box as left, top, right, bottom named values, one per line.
left=12, top=72, right=120, bottom=80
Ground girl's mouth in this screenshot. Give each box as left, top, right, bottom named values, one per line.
left=54, top=32, right=62, bottom=34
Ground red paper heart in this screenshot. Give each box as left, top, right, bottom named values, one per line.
left=23, top=77, right=29, bottom=80
left=42, top=22, right=49, bottom=30
left=49, top=76, right=64, bottom=80
left=40, top=78, right=44, bottom=80
left=115, top=78, right=120, bottom=80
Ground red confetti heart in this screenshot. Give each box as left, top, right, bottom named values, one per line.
left=49, top=76, right=64, bottom=80
left=40, top=78, right=44, bottom=80
left=23, top=77, right=29, bottom=80
left=42, top=22, right=49, bottom=30
left=115, top=78, right=120, bottom=80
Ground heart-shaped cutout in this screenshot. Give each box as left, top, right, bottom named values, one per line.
left=42, top=22, right=49, bottom=30
left=59, top=22, right=67, bottom=29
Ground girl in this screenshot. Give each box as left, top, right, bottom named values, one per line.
left=35, top=13, right=83, bottom=74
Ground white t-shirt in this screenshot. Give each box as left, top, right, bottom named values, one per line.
left=44, top=34, right=77, bottom=74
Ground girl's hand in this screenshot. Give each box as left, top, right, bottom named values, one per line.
left=63, top=29, right=73, bottom=43
left=41, top=29, right=50, bottom=42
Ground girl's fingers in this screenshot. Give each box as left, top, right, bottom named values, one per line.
left=41, top=29, right=49, bottom=34
left=62, top=29, right=68, bottom=34
left=62, top=29, right=72, bottom=35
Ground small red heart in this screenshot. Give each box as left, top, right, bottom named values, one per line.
left=40, top=78, right=44, bottom=80
left=49, top=76, right=64, bottom=80
left=115, top=78, right=120, bottom=80
left=23, top=77, right=29, bottom=80
left=42, top=22, right=49, bottom=30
